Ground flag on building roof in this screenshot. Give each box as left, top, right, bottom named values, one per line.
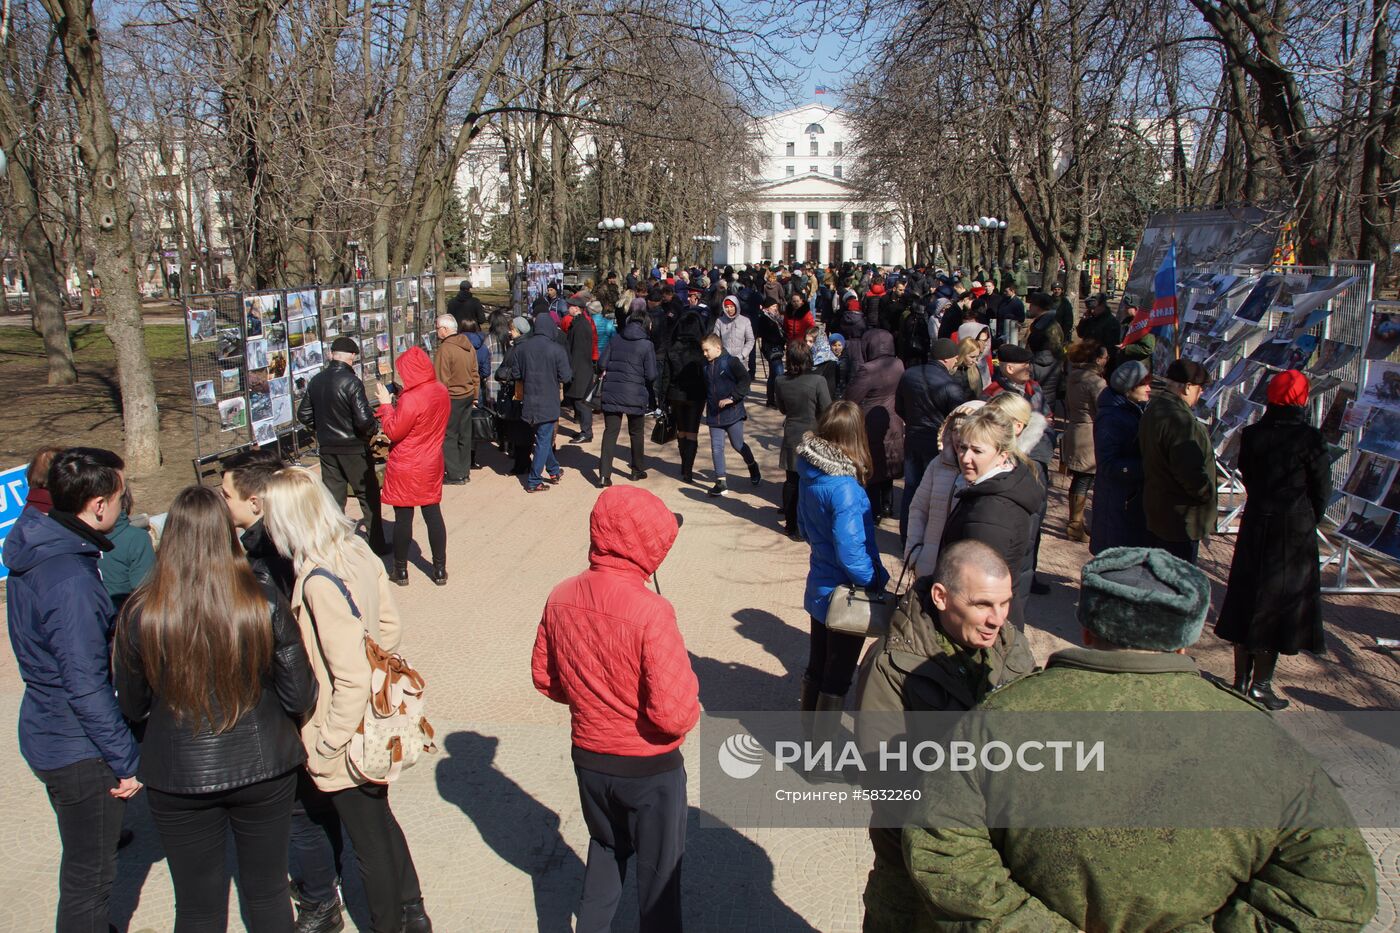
left=1123, top=241, right=1179, bottom=347
left=815, top=85, right=828, bottom=94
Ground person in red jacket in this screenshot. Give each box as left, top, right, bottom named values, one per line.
left=531, top=486, right=700, bottom=933
left=375, top=346, right=450, bottom=586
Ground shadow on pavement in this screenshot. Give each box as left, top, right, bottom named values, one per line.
left=732, top=608, right=807, bottom=677
left=110, top=796, right=161, bottom=932
left=684, top=809, right=820, bottom=932
left=436, top=731, right=583, bottom=933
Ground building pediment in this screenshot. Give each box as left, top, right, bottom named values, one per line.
left=751, top=173, right=862, bottom=198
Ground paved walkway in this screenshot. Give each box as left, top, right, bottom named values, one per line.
left=0, top=383, right=1396, bottom=931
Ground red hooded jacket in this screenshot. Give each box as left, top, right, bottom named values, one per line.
left=377, top=346, right=450, bottom=507
left=531, top=487, right=700, bottom=756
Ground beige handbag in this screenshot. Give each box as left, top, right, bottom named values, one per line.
left=823, top=551, right=916, bottom=639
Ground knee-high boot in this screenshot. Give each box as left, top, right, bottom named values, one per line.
left=679, top=438, right=697, bottom=483
left=1066, top=493, right=1088, bottom=542
left=1231, top=645, right=1252, bottom=693
left=1248, top=651, right=1290, bottom=710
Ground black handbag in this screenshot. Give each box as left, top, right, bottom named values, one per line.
left=651, top=412, right=676, bottom=445
left=471, top=404, right=498, bottom=444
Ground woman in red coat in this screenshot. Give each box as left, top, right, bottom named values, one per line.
left=375, top=346, right=450, bottom=585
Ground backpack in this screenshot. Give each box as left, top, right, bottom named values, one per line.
left=305, top=568, right=436, bottom=784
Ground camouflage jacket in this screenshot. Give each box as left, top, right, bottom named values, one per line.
left=902, top=648, right=1377, bottom=932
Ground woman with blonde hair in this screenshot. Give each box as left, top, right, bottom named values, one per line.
left=955, top=338, right=985, bottom=395
left=904, top=400, right=986, bottom=579
left=260, top=466, right=431, bottom=933
left=937, top=407, right=1044, bottom=625
left=794, top=401, right=890, bottom=714
left=985, top=390, right=1053, bottom=595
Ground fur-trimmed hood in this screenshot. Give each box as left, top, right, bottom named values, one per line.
left=1016, top=412, right=1048, bottom=456
left=796, top=433, right=856, bottom=477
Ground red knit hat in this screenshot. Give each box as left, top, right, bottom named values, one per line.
left=1266, top=369, right=1309, bottom=407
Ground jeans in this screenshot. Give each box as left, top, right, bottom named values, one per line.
left=32, top=758, right=124, bottom=933
left=708, top=421, right=746, bottom=478
left=528, top=421, right=561, bottom=489
left=600, top=412, right=645, bottom=482
left=442, top=396, right=474, bottom=480
left=319, top=450, right=385, bottom=545
left=575, top=765, right=687, bottom=933
left=289, top=769, right=343, bottom=907
left=329, top=783, right=422, bottom=933
left=1069, top=470, right=1095, bottom=496
left=806, top=616, right=866, bottom=696
left=392, top=503, right=446, bottom=565
left=765, top=352, right=784, bottom=406
left=146, top=771, right=297, bottom=933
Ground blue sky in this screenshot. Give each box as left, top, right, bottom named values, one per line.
left=744, top=10, right=873, bottom=113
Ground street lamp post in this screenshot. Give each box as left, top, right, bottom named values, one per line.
left=597, top=217, right=625, bottom=275
left=629, top=221, right=654, bottom=270
left=691, top=234, right=719, bottom=266
left=346, top=239, right=360, bottom=281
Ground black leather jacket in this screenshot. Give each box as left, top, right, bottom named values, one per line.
left=241, top=520, right=295, bottom=601
left=115, top=582, right=317, bottom=794
left=296, top=360, right=378, bottom=454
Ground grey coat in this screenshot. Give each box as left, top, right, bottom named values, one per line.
left=774, top=372, right=832, bottom=471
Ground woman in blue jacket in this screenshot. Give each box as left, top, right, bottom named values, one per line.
left=702, top=333, right=760, bottom=497
left=795, top=401, right=889, bottom=715
left=596, top=309, right=658, bottom=487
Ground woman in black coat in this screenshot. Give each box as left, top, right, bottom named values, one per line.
left=842, top=328, right=905, bottom=521
left=668, top=309, right=709, bottom=483
left=563, top=305, right=598, bottom=442
left=1090, top=361, right=1152, bottom=554
left=1215, top=370, right=1331, bottom=711
left=938, top=407, right=1045, bottom=627
left=596, top=311, right=658, bottom=487
left=774, top=339, right=832, bottom=539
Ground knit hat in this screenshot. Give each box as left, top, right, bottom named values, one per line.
left=511, top=315, right=532, bottom=336
left=1266, top=369, right=1309, bottom=407
left=330, top=336, right=360, bottom=356
left=932, top=338, right=961, bottom=361
left=829, top=333, right=845, bottom=346
left=1109, top=360, right=1150, bottom=395
left=996, top=344, right=1032, bottom=364
left=1079, top=547, right=1211, bottom=651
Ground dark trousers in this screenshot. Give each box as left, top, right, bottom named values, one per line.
left=1149, top=532, right=1200, bottom=564
left=146, top=771, right=297, bottom=933
left=574, top=765, right=687, bottom=933
left=289, top=769, right=344, bottom=907
left=900, top=448, right=936, bottom=541
left=320, top=450, right=384, bottom=545
left=329, top=783, right=422, bottom=933
left=806, top=616, right=866, bottom=696
left=866, top=479, right=895, bottom=519
left=600, top=412, right=645, bottom=482
left=572, top=398, right=594, bottom=438
left=32, top=758, right=124, bottom=933
left=783, top=470, right=800, bottom=531
left=442, top=396, right=474, bottom=480
left=392, top=503, right=446, bottom=565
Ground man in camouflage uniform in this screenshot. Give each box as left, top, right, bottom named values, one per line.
left=855, top=542, right=1035, bottom=932
left=903, top=547, right=1377, bottom=931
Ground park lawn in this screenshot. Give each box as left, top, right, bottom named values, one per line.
left=0, top=323, right=188, bottom=367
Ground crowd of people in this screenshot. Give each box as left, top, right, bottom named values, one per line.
left=2, top=258, right=1374, bottom=932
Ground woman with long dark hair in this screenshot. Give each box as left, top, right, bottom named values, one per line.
left=115, top=485, right=316, bottom=932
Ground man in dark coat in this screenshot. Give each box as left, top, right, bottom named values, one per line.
left=1024, top=293, right=1065, bottom=409
left=447, top=280, right=484, bottom=328
left=1138, top=359, right=1216, bottom=563
left=855, top=542, right=1034, bottom=933
left=1050, top=281, right=1074, bottom=338
left=1076, top=293, right=1121, bottom=350
left=879, top=279, right=911, bottom=334
left=505, top=313, right=573, bottom=492
left=895, top=338, right=972, bottom=539
left=563, top=299, right=598, bottom=443
left=1090, top=361, right=1152, bottom=554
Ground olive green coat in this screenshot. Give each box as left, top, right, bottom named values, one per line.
left=1139, top=390, right=1218, bottom=542
left=854, top=582, right=1035, bottom=933
left=903, top=649, right=1377, bottom=932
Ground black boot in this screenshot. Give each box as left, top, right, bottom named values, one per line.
left=294, top=897, right=345, bottom=933
left=799, top=676, right=818, bottom=744
left=1231, top=645, right=1253, bottom=693
left=401, top=898, right=433, bottom=933
left=1248, top=651, right=1290, bottom=710
left=741, top=445, right=761, bottom=486
left=679, top=439, right=697, bottom=483
left=432, top=559, right=448, bottom=587
left=390, top=561, right=409, bottom=586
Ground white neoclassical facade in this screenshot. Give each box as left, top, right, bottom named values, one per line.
left=715, top=104, right=908, bottom=268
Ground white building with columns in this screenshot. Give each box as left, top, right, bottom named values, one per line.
left=714, top=104, right=907, bottom=268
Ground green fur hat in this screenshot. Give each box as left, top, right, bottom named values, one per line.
left=1079, top=547, right=1210, bottom=651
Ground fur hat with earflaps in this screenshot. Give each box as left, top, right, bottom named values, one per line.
left=1078, top=547, right=1211, bottom=651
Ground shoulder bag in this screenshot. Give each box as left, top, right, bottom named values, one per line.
left=823, top=549, right=917, bottom=639
left=304, top=568, right=436, bottom=784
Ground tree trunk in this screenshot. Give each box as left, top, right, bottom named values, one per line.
left=1358, top=0, right=1395, bottom=278
left=41, top=0, right=162, bottom=473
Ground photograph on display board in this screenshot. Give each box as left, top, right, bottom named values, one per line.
left=359, top=336, right=376, bottom=358
left=378, top=358, right=391, bottom=376
left=1247, top=370, right=1276, bottom=406
left=246, top=337, right=268, bottom=370
left=1319, top=387, right=1356, bottom=444
left=286, top=290, right=316, bottom=320
left=261, top=293, right=283, bottom=325
left=395, top=280, right=406, bottom=301
left=264, top=323, right=287, bottom=352
left=293, top=373, right=311, bottom=395
left=340, top=313, right=357, bottom=334
left=269, top=376, right=289, bottom=399
left=267, top=349, right=289, bottom=379
left=1267, top=273, right=1312, bottom=316
left=1365, top=309, right=1400, bottom=360
left=395, top=334, right=411, bottom=356
left=288, top=317, right=314, bottom=348
left=193, top=380, right=216, bottom=406
left=372, top=288, right=386, bottom=309
left=1309, top=339, right=1360, bottom=376
left=1343, top=452, right=1397, bottom=503
left=253, top=419, right=277, bottom=445
left=244, top=300, right=264, bottom=337
left=291, top=341, right=324, bottom=373
left=321, top=289, right=339, bottom=311
left=323, top=317, right=339, bottom=338
left=1370, top=514, right=1400, bottom=562
left=1345, top=401, right=1373, bottom=433
left=271, top=393, right=293, bottom=426
left=1359, top=407, right=1400, bottom=458
left=188, top=308, right=216, bottom=342
left=247, top=370, right=271, bottom=420
left=1280, top=276, right=1356, bottom=335
left=340, top=286, right=355, bottom=308
left=218, top=397, right=247, bottom=430
left=376, top=333, right=390, bottom=354
left=1359, top=360, right=1400, bottom=411
left=1337, top=501, right=1390, bottom=548
left=1381, top=471, right=1400, bottom=512
left=218, top=327, right=243, bottom=360
left=219, top=368, right=241, bottom=395
left=1233, top=275, right=1283, bottom=324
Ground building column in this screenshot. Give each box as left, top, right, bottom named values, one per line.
left=772, top=209, right=783, bottom=263
left=817, top=208, right=828, bottom=269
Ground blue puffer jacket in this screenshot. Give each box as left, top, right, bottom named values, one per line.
left=593, top=312, right=618, bottom=354
left=467, top=331, right=491, bottom=386
left=796, top=435, right=889, bottom=620
left=4, top=507, right=139, bottom=777
left=598, top=321, right=657, bottom=415
left=704, top=351, right=751, bottom=427
left=1090, top=386, right=1149, bottom=554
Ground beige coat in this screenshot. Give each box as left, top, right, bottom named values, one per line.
left=1062, top=366, right=1106, bottom=474
left=290, top=540, right=403, bottom=792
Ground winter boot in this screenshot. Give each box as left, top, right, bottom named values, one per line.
left=1066, top=494, right=1088, bottom=542
left=1231, top=645, right=1253, bottom=694
left=1248, top=651, right=1290, bottom=710
left=707, top=478, right=728, bottom=497
left=432, top=559, right=448, bottom=587
left=741, top=445, right=761, bottom=485
left=401, top=898, right=433, bottom=933
left=799, top=675, right=819, bottom=743
left=390, top=561, right=409, bottom=586
left=679, top=439, right=697, bottom=483
left=294, top=897, right=345, bottom=933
